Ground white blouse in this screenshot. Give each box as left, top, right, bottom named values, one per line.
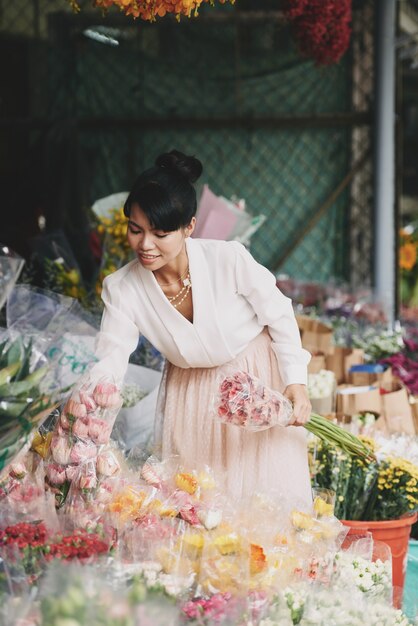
left=90, top=238, right=311, bottom=386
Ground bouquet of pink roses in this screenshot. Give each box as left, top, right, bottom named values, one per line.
left=215, top=371, right=374, bottom=460
left=216, top=371, right=293, bottom=432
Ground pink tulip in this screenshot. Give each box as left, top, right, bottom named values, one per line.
left=45, top=462, right=67, bottom=486
left=72, top=417, right=90, bottom=439
left=88, top=417, right=112, bottom=444
left=9, top=463, right=27, bottom=479
left=70, top=439, right=97, bottom=464
left=64, top=399, right=87, bottom=420
left=65, top=464, right=79, bottom=481
left=51, top=435, right=72, bottom=465
left=78, top=473, right=97, bottom=490
left=141, top=462, right=162, bottom=488
left=56, top=423, right=67, bottom=438
left=96, top=450, right=120, bottom=476
left=93, top=382, right=121, bottom=408
left=79, top=390, right=97, bottom=412
left=96, top=483, right=113, bottom=504
left=60, top=413, right=71, bottom=429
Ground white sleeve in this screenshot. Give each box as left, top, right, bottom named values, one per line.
left=233, top=242, right=311, bottom=387
left=89, top=276, right=140, bottom=386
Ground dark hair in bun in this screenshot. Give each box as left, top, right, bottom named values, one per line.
left=124, top=150, right=203, bottom=231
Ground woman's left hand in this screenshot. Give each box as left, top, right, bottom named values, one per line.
left=284, top=384, right=312, bottom=426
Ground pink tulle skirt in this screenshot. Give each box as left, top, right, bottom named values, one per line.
left=160, top=328, right=312, bottom=506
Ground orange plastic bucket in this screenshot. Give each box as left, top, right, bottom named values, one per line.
left=342, top=513, right=417, bottom=607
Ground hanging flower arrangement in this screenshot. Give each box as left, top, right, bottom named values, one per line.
left=284, top=0, right=352, bottom=65
left=68, top=0, right=233, bottom=20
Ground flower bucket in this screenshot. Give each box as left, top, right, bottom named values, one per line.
left=342, top=513, right=417, bottom=608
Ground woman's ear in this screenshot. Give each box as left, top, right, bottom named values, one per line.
left=185, top=217, right=196, bottom=238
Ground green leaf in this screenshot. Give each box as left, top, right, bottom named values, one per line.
left=0, top=398, right=30, bottom=419
left=0, top=365, right=49, bottom=398
left=0, top=361, right=21, bottom=386
left=15, top=337, right=33, bottom=381
left=5, top=339, right=22, bottom=367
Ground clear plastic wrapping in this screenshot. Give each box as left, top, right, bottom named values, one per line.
left=214, top=369, right=293, bottom=431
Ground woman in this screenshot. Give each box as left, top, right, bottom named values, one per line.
left=91, top=150, right=312, bottom=504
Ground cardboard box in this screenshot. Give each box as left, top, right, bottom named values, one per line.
left=296, top=316, right=333, bottom=355
left=336, top=384, right=381, bottom=417
left=349, top=365, right=393, bottom=387
left=326, top=347, right=364, bottom=384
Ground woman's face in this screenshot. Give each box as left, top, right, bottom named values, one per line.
left=126, top=203, right=195, bottom=270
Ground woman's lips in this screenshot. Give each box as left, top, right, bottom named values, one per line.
left=138, top=252, right=160, bottom=265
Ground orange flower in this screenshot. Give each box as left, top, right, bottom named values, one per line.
left=399, top=243, right=417, bottom=271
left=250, top=543, right=267, bottom=575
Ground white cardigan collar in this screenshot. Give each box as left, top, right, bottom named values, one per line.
left=135, top=238, right=234, bottom=367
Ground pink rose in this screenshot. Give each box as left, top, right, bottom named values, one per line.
left=70, top=439, right=97, bottom=464
left=72, top=417, right=90, bottom=439
left=93, top=382, right=121, bottom=408
left=63, top=399, right=87, bottom=420
left=96, top=450, right=120, bottom=476
left=45, top=462, right=67, bottom=486
left=88, top=417, right=112, bottom=444
left=51, top=435, right=72, bottom=465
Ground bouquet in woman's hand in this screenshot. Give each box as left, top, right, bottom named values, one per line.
left=215, top=370, right=374, bottom=460
left=216, top=371, right=293, bottom=432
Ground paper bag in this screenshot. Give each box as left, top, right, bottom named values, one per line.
left=308, top=355, right=326, bottom=374
left=411, top=397, right=418, bottom=433
left=336, top=384, right=381, bottom=417
left=310, top=395, right=335, bottom=415
left=296, top=316, right=333, bottom=355
left=382, top=386, right=416, bottom=435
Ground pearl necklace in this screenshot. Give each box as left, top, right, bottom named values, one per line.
left=166, top=272, right=192, bottom=309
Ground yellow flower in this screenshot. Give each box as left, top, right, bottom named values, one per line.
left=313, top=496, right=334, bottom=518
left=175, top=472, right=198, bottom=495
left=291, top=510, right=314, bottom=530
left=399, top=242, right=417, bottom=271
left=213, top=533, right=242, bottom=555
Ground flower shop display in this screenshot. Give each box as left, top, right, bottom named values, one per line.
left=0, top=432, right=416, bottom=625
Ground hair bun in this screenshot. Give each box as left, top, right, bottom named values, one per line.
left=155, top=150, right=203, bottom=184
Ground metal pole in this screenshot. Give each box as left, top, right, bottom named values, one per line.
left=374, top=0, right=396, bottom=327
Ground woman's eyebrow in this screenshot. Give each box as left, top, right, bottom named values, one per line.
left=128, top=219, right=161, bottom=231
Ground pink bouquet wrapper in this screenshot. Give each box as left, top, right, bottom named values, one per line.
left=215, top=371, right=293, bottom=432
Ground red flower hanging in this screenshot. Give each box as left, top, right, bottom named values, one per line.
left=285, top=0, right=352, bottom=65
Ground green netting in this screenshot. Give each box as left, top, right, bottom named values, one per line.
left=33, top=14, right=352, bottom=282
